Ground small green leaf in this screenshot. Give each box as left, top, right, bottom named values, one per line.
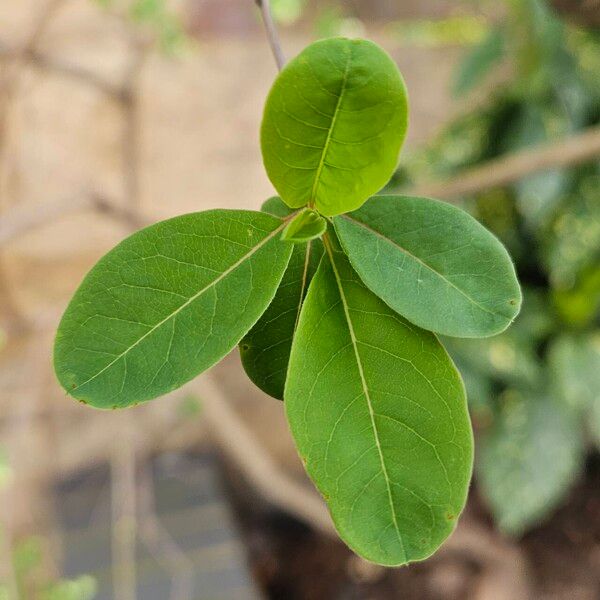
left=334, top=195, right=521, bottom=338
left=241, top=199, right=323, bottom=399
left=54, top=210, right=293, bottom=408
left=478, top=390, right=583, bottom=535
left=261, top=37, right=408, bottom=217
left=281, top=208, right=327, bottom=243
left=285, top=236, right=473, bottom=566
left=453, top=28, right=505, bottom=97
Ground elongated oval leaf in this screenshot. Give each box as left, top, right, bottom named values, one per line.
left=285, top=238, right=473, bottom=565
left=241, top=199, right=323, bottom=399
left=334, top=195, right=521, bottom=338
left=261, top=37, right=408, bottom=217
left=54, top=210, right=293, bottom=408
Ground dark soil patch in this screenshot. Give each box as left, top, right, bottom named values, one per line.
left=223, top=455, right=600, bottom=600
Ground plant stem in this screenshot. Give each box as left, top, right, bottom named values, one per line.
left=255, top=0, right=286, bottom=71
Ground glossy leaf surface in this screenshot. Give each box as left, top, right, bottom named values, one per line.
left=285, top=238, right=473, bottom=565
left=241, top=199, right=323, bottom=399
left=261, top=37, right=408, bottom=216
left=334, top=195, right=521, bottom=337
left=54, top=210, right=293, bottom=408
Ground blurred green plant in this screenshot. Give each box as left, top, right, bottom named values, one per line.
left=389, top=15, right=489, bottom=48
left=270, top=0, right=307, bottom=25
left=94, top=0, right=186, bottom=52
left=178, top=394, right=203, bottom=419
left=0, top=534, right=97, bottom=600
left=392, top=0, right=600, bottom=535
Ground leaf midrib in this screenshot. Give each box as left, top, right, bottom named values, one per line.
left=323, top=236, right=407, bottom=562
left=72, top=218, right=291, bottom=393
left=339, top=214, right=508, bottom=319
left=309, top=46, right=353, bottom=206
left=293, top=240, right=313, bottom=333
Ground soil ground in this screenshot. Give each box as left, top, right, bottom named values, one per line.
left=225, top=456, right=600, bottom=600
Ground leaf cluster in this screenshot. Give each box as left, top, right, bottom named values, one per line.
left=54, top=38, right=521, bottom=564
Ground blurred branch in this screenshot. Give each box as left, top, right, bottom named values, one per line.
left=255, top=0, right=286, bottom=71
left=196, top=374, right=336, bottom=535
left=111, top=416, right=137, bottom=600
left=6, top=123, right=600, bottom=250
left=551, top=0, right=600, bottom=27
left=0, top=0, right=68, bottom=331
left=413, top=124, right=600, bottom=199
left=138, top=466, right=194, bottom=600
left=121, top=41, right=151, bottom=223
left=18, top=48, right=123, bottom=98
left=0, top=0, right=67, bottom=205
left=108, top=29, right=153, bottom=600
left=0, top=194, right=147, bottom=248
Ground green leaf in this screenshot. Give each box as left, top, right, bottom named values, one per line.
left=442, top=289, right=550, bottom=390
left=553, top=265, right=600, bottom=328
left=549, top=333, right=600, bottom=446
left=443, top=331, right=540, bottom=388
left=261, top=37, right=408, bottom=217
left=281, top=208, right=327, bottom=243
left=478, top=390, right=583, bottom=535
left=261, top=195, right=296, bottom=218
left=453, top=28, right=505, bottom=97
left=544, top=189, right=600, bottom=290
left=285, top=236, right=473, bottom=565
left=54, top=210, right=293, bottom=408
left=334, top=195, right=521, bottom=338
left=241, top=198, right=322, bottom=399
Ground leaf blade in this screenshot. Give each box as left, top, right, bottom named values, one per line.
left=240, top=239, right=322, bottom=399
left=478, top=391, right=583, bottom=535
left=240, top=201, right=323, bottom=398
left=54, top=209, right=293, bottom=408
left=261, top=38, right=408, bottom=217
left=285, top=238, right=473, bottom=565
left=334, top=195, right=521, bottom=338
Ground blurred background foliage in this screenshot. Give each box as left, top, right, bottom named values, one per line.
left=0, top=453, right=96, bottom=600
left=95, top=0, right=186, bottom=51
left=388, top=0, right=600, bottom=535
